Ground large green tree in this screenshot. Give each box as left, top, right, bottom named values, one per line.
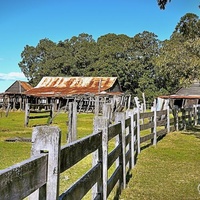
left=154, top=13, right=200, bottom=92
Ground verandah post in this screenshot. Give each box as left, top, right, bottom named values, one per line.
left=28, top=126, right=61, bottom=200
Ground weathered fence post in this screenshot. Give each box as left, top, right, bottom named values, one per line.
left=92, top=103, right=110, bottom=200
left=28, top=126, right=61, bottom=200
left=115, top=112, right=126, bottom=190
left=182, top=108, right=186, bottom=130
left=25, top=103, right=30, bottom=126
left=136, top=107, right=141, bottom=154
left=95, top=96, right=100, bottom=116
left=67, top=102, right=77, bottom=143
left=174, top=108, right=179, bottom=131
left=166, top=100, right=170, bottom=133
left=152, top=99, right=157, bottom=145
left=126, top=109, right=136, bottom=169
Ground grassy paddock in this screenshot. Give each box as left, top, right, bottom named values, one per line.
left=119, top=131, right=200, bottom=200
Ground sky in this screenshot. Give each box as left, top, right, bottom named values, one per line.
left=0, top=0, right=199, bottom=93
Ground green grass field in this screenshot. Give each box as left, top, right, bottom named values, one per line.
left=1, top=111, right=200, bottom=199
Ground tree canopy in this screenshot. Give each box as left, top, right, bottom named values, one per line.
left=19, top=13, right=200, bottom=103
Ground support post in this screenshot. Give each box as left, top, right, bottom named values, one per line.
left=28, top=126, right=61, bottom=200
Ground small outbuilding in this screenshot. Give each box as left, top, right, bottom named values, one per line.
left=2, top=80, right=33, bottom=110
left=159, top=81, right=200, bottom=108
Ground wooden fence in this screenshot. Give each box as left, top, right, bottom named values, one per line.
left=24, top=103, right=53, bottom=126
left=1, top=103, right=199, bottom=200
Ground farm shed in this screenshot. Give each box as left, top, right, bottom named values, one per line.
left=1, top=80, right=33, bottom=110
left=159, top=81, right=200, bottom=108
left=25, top=76, right=127, bottom=112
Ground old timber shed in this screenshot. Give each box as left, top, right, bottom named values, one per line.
left=159, top=81, right=200, bottom=108
left=0, top=80, right=33, bottom=110
left=25, top=77, right=126, bottom=112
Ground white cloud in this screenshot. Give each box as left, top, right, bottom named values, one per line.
left=0, top=72, right=26, bottom=81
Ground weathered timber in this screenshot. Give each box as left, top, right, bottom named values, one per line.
left=60, top=132, right=102, bottom=172
left=107, top=166, right=122, bottom=197
left=108, top=144, right=122, bottom=169
left=108, top=122, right=121, bottom=141
left=60, top=163, right=101, bottom=200
left=140, top=133, right=154, bottom=143
left=157, top=129, right=167, bottom=137
left=140, top=121, right=154, bottom=130
left=140, top=111, right=154, bottom=119
left=0, top=154, right=47, bottom=200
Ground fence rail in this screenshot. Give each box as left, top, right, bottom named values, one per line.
left=1, top=103, right=199, bottom=200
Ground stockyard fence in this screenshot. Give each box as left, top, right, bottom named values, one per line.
left=0, top=101, right=200, bottom=200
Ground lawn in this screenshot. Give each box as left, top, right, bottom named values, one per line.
left=119, top=130, right=200, bottom=200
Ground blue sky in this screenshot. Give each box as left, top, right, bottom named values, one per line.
left=0, top=0, right=199, bottom=92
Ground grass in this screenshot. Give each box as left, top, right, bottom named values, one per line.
left=119, top=130, right=200, bottom=200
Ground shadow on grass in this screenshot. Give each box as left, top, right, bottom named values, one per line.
left=181, top=125, right=200, bottom=139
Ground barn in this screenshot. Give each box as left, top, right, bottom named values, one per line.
left=159, top=81, right=200, bottom=108
left=25, top=76, right=127, bottom=112
left=1, top=80, right=33, bottom=110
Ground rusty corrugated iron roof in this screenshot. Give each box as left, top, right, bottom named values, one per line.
left=20, top=81, right=33, bottom=91
left=25, top=77, right=122, bottom=97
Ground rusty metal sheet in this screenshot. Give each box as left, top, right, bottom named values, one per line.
left=26, top=77, right=121, bottom=97
left=20, top=81, right=33, bottom=91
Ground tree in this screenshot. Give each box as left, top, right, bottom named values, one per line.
left=154, top=13, right=200, bottom=91
left=173, top=13, right=200, bottom=39
left=157, top=0, right=200, bottom=10
left=19, top=38, right=73, bottom=86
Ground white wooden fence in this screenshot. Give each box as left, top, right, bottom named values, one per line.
left=0, top=102, right=184, bottom=200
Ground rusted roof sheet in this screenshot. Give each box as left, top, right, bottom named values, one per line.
left=20, top=81, right=33, bottom=91
left=159, top=95, right=200, bottom=99
left=26, top=77, right=121, bottom=97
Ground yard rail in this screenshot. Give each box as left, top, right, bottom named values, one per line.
left=1, top=103, right=199, bottom=200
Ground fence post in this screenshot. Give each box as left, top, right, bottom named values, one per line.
left=28, top=126, right=61, bottom=200
left=152, top=99, right=157, bottom=145
left=67, top=102, right=77, bottom=143
left=182, top=108, right=186, bottom=130
left=115, top=112, right=126, bottom=189
left=136, top=107, right=141, bottom=154
left=24, top=103, right=30, bottom=126
left=174, top=108, right=179, bottom=131
left=166, top=100, right=170, bottom=133
left=92, top=104, right=109, bottom=200
left=126, top=109, right=136, bottom=169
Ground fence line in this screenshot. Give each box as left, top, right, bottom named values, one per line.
left=24, top=103, right=53, bottom=126
left=1, top=103, right=199, bottom=200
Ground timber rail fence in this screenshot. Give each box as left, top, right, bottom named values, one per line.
left=0, top=103, right=199, bottom=200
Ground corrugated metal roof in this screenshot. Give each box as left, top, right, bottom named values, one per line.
left=26, top=77, right=121, bottom=97
left=159, top=82, right=200, bottom=99
left=20, top=81, right=33, bottom=91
